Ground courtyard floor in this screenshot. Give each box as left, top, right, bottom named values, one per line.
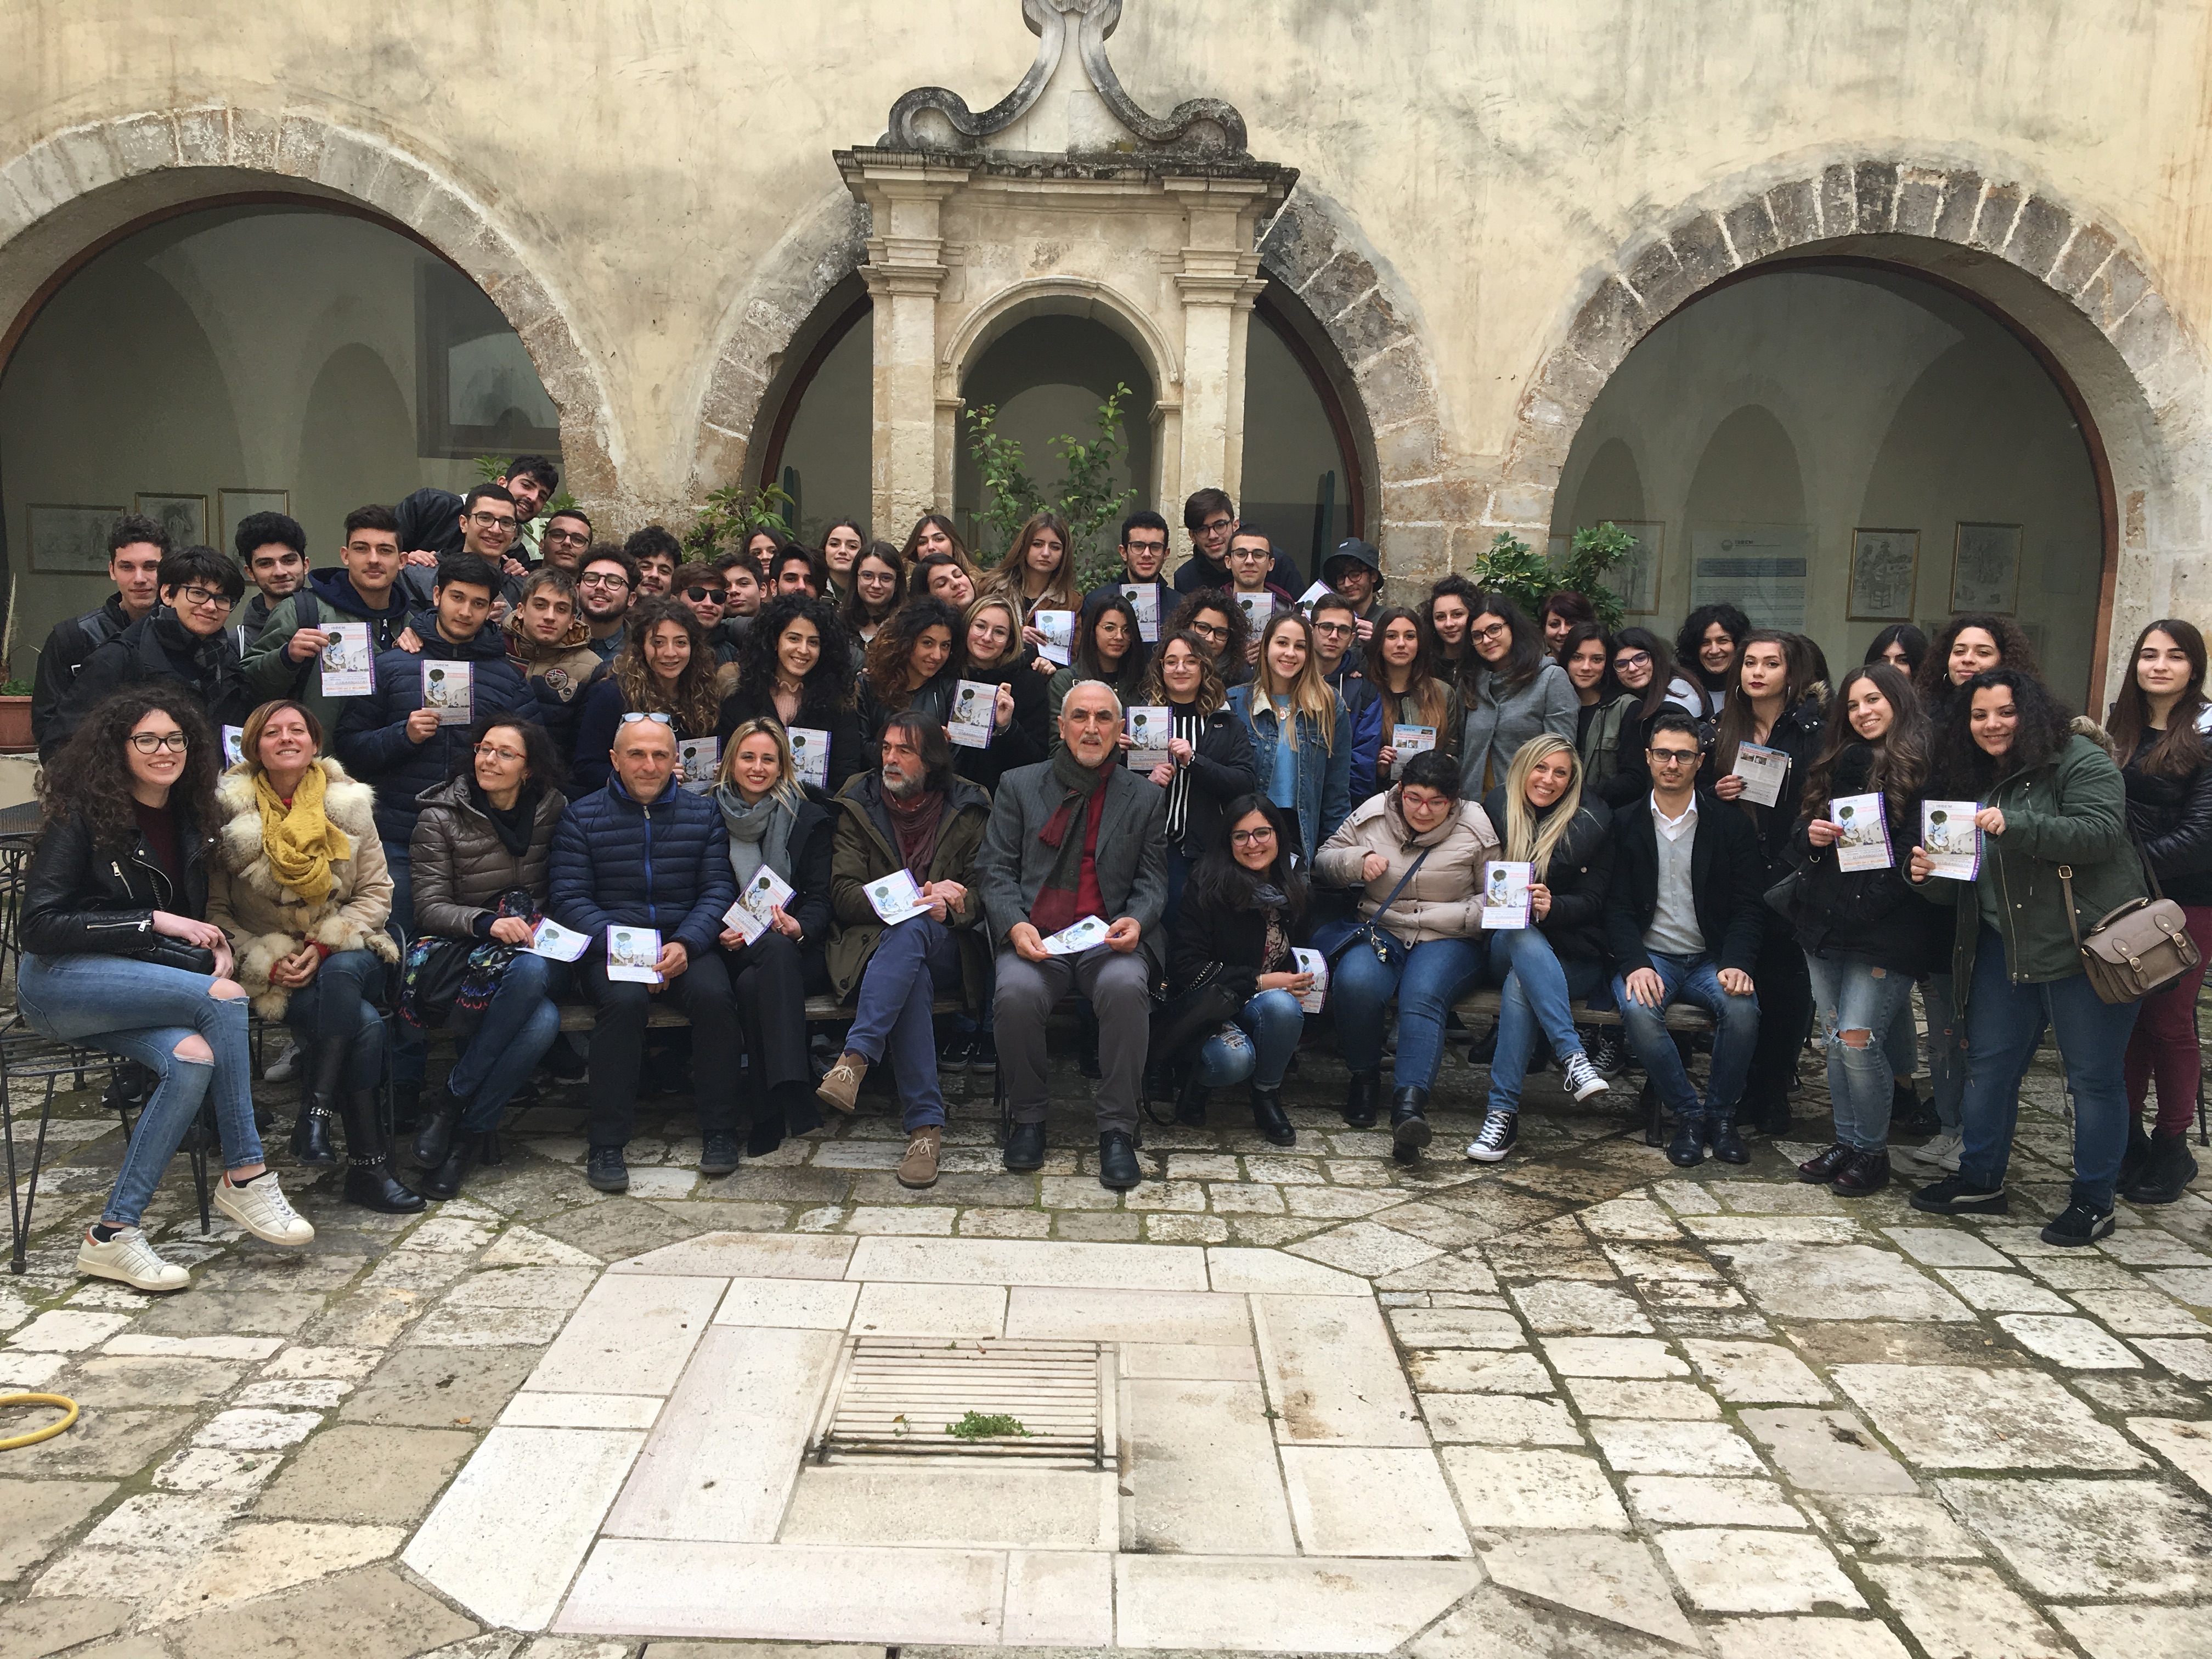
left=2, top=1028, right=2211, bottom=1659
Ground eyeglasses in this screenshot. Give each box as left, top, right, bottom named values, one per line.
left=1613, top=651, right=1653, bottom=671
left=1649, top=747, right=1700, bottom=766
left=1188, top=621, right=1229, bottom=641
left=466, top=512, right=518, bottom=531
left=684, top=586, right=727, bottom=603
left=1470, top=622, right=1510, bottom=645
left=620, top=712, right=674, bottom=727
left=579, top=572, right=631, bottom=589
left=128, top=731, right=190, bottom=753
left=173, top=586, right=235, bottom=611
left=473, top=743, right=527, bottom=765
left=541, top=527, right=590, bottom=547
left=1313, top=621, right=1355, bottom=638
left=1229, top=827, right=1277, bottom=845
left=1199, top=517, right=1235, bottom=535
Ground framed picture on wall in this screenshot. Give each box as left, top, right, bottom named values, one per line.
left=27, top=504, right=124, bottom=574
left=219, top=490, right=291, bottom=551
left=416, top=258, right=563, bottom=460
left=135, top=493, right=207, bottom=550
left=1848, top=528, right=1918, bottom=620
left=1951, top=522, right=2022, bottom=613
left=1596, top=520, right=1664, bottom=614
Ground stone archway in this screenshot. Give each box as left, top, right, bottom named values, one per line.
left=1494, top=156, right=2210, bottom=691
left=0, top=106, right=622, bottom=505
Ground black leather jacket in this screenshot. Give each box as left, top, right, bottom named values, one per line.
left=20, top=805, right=211, bottom=958
left=2123, top=735, right=2212, bottom=906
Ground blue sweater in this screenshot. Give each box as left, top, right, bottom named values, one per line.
left=548, top=777, right=736, bottom=958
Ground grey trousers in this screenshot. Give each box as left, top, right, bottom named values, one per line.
left=994, top=943, right=1150, bottom=1135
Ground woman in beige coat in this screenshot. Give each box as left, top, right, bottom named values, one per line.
left=1315, top=749, right=1499, bottom=1160
left=207, top=699, right=416, bottom=1213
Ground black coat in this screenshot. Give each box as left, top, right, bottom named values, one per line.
left=954, top=652, right=1052, bottom=794
left=1603, top=789, right=1768, bottom=978
left=2123, top=735, right=2212, bottom=906
left=22, top=804, right=211, bottom=957
left=1168, top=876, right=1299, bottom=995
left=53, top=611, right=249, bottom=756
left=31, top=595, right=133, bottom=757
left=1703, top=698, right=1823, bottom=873
left=715, top=687, right=868, bottom=795
left=1480, top=787, right=1614, bottom=966
left=1786, top=743, right=1947, bottom=974
left=1166, top=703, right=1257, bottom=857
left=719, top=783, right=837, bottom=951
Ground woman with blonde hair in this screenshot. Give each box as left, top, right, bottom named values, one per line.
left=570, top=595, right=723, bottom=794
left=1227, top=610, right=1351, bottom=858
left=208, top=698, right=420, bottom=1213
left=714, top=715, right=836, bottom=1152
left=952, top=593, right=1050, bottom=794
left=978, top=511, right=1081, bottom=650
left=1465, top=735, right=1616, bottom=1162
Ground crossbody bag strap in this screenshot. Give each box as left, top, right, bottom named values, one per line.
left=1369, top=845, right=1435, bottom=919
left=2056, top=863, right=2087, bottom=954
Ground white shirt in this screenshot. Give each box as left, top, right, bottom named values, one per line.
left=1651, top=791, right=1699, bottom=843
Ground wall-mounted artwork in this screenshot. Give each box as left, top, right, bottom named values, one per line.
left=27, top=504, right=123, bottom=574
left=1598, top=520, right=1664, bottom=614
left=1689, top=524, right=1809, bottom=629
left=219, top=489, right=291, bottom=550
left=1951, top=522, right=2022, bottom=614
left=1848, top=528, right=1918, bottom=620
left=136, top=492, right=207, bottom=550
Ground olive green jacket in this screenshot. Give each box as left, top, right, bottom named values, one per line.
left=825, top=772, right=994, bottom=1009
left=1918, top=729, right=2146, bottom=1002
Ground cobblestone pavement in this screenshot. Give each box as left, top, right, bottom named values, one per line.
left=3, top=1028, right=2211, bottom=1658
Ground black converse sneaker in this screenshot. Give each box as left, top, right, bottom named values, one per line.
left=1464, top=1110, right=1519, bottom=1163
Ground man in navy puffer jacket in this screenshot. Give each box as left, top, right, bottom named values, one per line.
left=549, top=715, right=740, bottom=1192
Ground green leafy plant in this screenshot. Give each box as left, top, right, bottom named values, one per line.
left=1464, top=522, right=1638, bottom=634
left=946, top=1411, right=1031, bottom=1440
left=1560, top=522, right=1636, bottom=633
left=682, top=482, right=795, bottom=560
left=0, top=678, right=30, bottom=697
left=1466, top=531, right=1553, bottom=617
left=963, top=382, right=1138, bottom=591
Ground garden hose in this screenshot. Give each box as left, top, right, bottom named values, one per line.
left=0, top=1392, right=79, bottom=1449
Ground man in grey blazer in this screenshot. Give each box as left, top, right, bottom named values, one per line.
left=980, top=681, right=1170, bottom=1189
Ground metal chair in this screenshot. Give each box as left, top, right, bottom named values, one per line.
left=2, top=1018, right=121, bottom=1273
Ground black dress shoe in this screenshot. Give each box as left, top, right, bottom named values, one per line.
left=746, top=1115, right=787, bottom=1158
left=410, top=1099, right=464, bottom=1170
left=1831, top=1148, right=1889, bottom=1196
left=1003, top=1120, right=1047, bottom=1172
left=1707, top=1116, right=1750, bottom=1165
left=1098, top=1130, right=1142, bottom=1190
left=1342, top=1071, right=1381, bottom=1129
left=1250, top=1086, right=1296, bottom=1147
left=585, top=1147, right=630, bottom=1193
left=419, top=1131, right=487, bottom=1201
left=1667, top=1115, right=1706, bottom=1168
left=699, top=1133, right=742, bottom=1177
left=1389, top=1086, right=1432, bottom=1155
left=1797, top=1142, right=1852, bottom=1184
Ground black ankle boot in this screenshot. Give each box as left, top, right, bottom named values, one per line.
left=1251, top=1086, right=1295, bottom=1147
left=2123, top=1131, right=2199, bottom=1205
left=1390, top=1086, right=1432, bottom=1159
left=1175, top=1072, right=1211, bottom=1127
left=337, top=1088, right=426, bottom=1213
left=2118, top=1116, right=2156, bottom=1192
left=1707, top=1115, right=1750, bottom=1165
left=1342, top=1071, right=1381, bottom=1129
left=289, top=1038, right=348, bottom=1167
left=410, top=1097, right=464, bottom=1169
left=1667, top=1113, right=1706, bottom=1168
left=419, top=1130, right=488, bottom=1201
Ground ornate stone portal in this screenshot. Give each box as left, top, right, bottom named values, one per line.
left=836, top=0, right=1296, bottom=538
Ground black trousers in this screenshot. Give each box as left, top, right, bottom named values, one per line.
left=725, top=932, right=829, bottom=1122
left=581, top=949, right=740, bottom=1149
left=1743, top=913, right=1813, bottom=1119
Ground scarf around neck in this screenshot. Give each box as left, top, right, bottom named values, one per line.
left=716, top=784, right=798, bottom=887
left=255, top=762, right=351, bottom=904
left=1039, top=746, right=1110, bottom=897
left=882, top=783, right=946, bottom=881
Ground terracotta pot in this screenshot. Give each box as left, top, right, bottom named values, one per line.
left=0, top=695, right=31, bottom=753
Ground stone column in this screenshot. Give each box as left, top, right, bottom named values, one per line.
left=1165, top=177, right=1272, bottom=510
left=843, top=156, right=969, bottom=537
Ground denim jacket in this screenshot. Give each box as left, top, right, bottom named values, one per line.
left=1228, top=684, right=1353, bottom=859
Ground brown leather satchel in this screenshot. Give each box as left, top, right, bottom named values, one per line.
left=2058, top=850, right=2200, bottom=1005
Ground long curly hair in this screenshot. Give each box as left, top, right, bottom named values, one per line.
left=1930, top=667, right=2073, bottom=794
left=732, top=592, right=855, bottom=719
left=38, top=684, right=220, bottom=853
left=1916, top=613, right=2044, bottom=707
left=1140, top=629, right=1227, bottom=716
left=863, top=595, right=963, bottom=706
left=1166, top=588, right=1250, bottom=674
left=614, top=594, right=721, bottom=735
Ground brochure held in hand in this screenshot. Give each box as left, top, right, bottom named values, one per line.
left=604, top=925, right=663, bottom=983
left=1920, top=801, right=1982, bottom=880
left=1830, top=792, right=1893, bottom=872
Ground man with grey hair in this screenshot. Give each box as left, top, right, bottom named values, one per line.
left=979, top=681, right=1169, bottom=1189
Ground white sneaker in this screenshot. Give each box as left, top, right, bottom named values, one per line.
left=1562, top=1051, right=1610, bottom=1102
left=78, top=1226, right=189, bottom=1292
left=213, top=1172, right=315, bottom=1246
left=1899, top=1132, right=1963, bottom=1173
left=262, top=1039, right=299, bottom=1084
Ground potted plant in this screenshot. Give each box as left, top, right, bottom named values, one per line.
left=0, top=664, right=32, bottom=752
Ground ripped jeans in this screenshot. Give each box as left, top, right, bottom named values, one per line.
left=1804, top=950, right=1917, bottom=1153
left=1192, top=989, right=1307, bottom=1092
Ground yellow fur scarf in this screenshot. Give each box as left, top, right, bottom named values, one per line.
left=253, top=763, right=352, bottom=905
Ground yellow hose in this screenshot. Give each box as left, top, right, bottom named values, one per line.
left=0, top=1393, right=80, bottom=1449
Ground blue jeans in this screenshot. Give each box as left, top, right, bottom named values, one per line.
left=1921, top=972, right=1967, bottom=1133
left=447, top=952, right=567, bottom=1132
left=16, top=952, right=261, bottom=1228
left=1805, top=951, right=1917, bottom=1152
left=1957, top=925, right=2139, bottom=1207
left=1334, top=935, right=1488, bottom=1091
left=282, top=948, right=388, bottom=1077
left=383, top=840, right=424, bottom=1087
left=1611, top=951, right=1760, bottom=1121
left=1486, top=930, right=1604, bottom=1114
left=1194, top=989, right=1307, bottom=1090
left=847, top=917, right=963, bottom=1131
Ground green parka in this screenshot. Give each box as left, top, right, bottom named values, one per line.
left=826, top=771, right=994, bottom=1011
left=1918, top=729, right=2147, bottom=1006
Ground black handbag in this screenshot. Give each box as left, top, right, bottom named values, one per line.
left=1149, top=967, right=1258, bottom=1064
left=125, top=938, right=217, bottom=975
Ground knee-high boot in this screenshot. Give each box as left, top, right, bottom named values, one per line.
left=339, top=1086, right=427, bottom=1212
left=288, top=1038, right=345, bottom=1166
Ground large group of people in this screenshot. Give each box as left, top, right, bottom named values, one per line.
left=19, top=469, right=2205, bottom=1295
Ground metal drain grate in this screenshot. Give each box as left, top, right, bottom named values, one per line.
left=811, top=1336, right=1109, bottom=1466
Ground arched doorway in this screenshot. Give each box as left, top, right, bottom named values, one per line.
left=0, top=200, right=560, bottom=665
left=1553, top=261, right=2105, bottom=707
left=1240, top=286, right=1367, bottom=581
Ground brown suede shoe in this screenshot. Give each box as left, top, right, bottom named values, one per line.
left=897, top=1125, right=942, bottom=1189
left=816, top=1052, right=866, bottom=1115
